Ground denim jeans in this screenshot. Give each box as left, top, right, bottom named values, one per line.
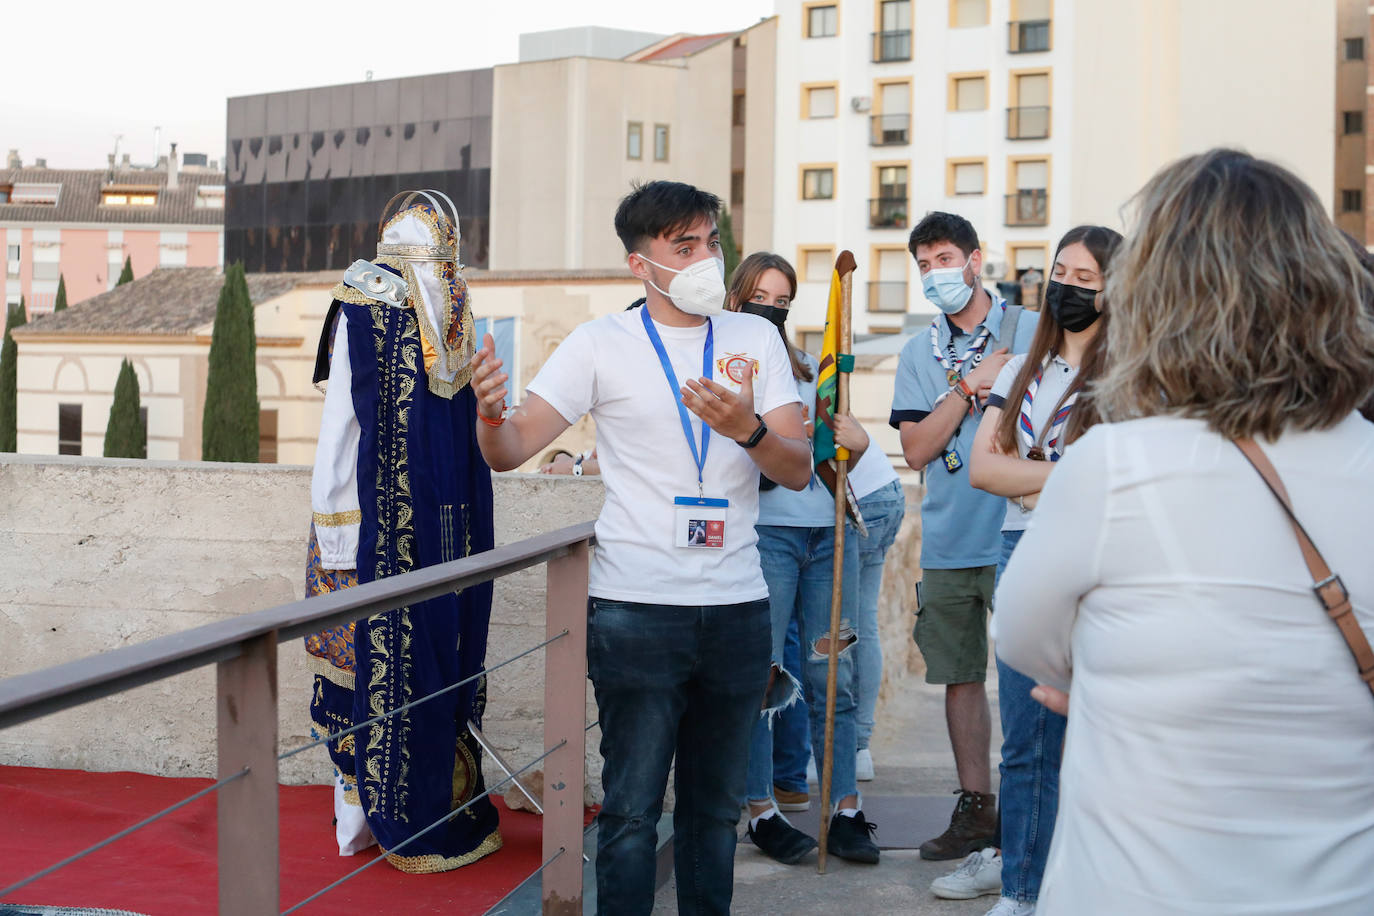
left=853, top=479, right=905, bottom=750
left=588, top=597, right=771, bottom=916
left=771, top=619, right=811, bottom=794
left=994, top=528, right=1066, bottom=903
left=745, top=524, right=860, bottom=806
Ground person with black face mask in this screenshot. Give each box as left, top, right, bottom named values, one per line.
left=928, top=226, right=1122, bottom=916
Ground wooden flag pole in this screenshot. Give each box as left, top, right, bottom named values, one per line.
left=817, top=252, right=855, bottom=874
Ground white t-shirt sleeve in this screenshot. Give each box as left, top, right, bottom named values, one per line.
left=758, top=330, right=802, bottom=418
left=990, top=424, right=1111, bottom=692
left=311, top=316, right=361, bottom=570
left=525, top=324, right=597, bottom=425
left=989, top=354, right=1028, bottom=402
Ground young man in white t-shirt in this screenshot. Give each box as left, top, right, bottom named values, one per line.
left=469, top=181, right=811, bottom=915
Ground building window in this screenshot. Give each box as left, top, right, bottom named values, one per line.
left=1346, top=37, right=1365, bottom=60
left=1006, top=157, right=1050, bottom=226
left=58, top=404, right=82, bottom=456
left=1009, top=0, right=1053, bottom=53
left=798, top=328, right=825, bottom=353
left=802, top=167, right=836, bottom=200
left=1008, top=70, right=1052, bottom=139
left=653, top=124, right=670, bottom=161
left=1344, top=111, right=1364, bottom=135
left=626, top=122, right=643, bottom=160
left=732, top=92, right=746, bottom=126
left=950, top=74, right=988, bottom=111
left=805, top=2, right=839, bottom=37
left=872, top=0, right=912, bottom=62
left=799, top=246, right=836, bottom=283
left=868, top=246, right=909, bottom=313
left=1343, top=189, right=1363, bottom=213
left=101, top=192, right=157, bottom=206
left=5, top=244, right=17, bottom=277
left=803, top=84, right=838, bottom=118
left=947, top=158, right=987, bottom=196
left=950, top=0, right=988, bottom=27
left=0, top=185, right=11, bottom=203
left=195, top=186, right=226, bottom=209
left=870, top=165, right=908, bottom=228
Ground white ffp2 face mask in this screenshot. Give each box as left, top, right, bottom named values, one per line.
left=636, top=253, right=727, bottom=316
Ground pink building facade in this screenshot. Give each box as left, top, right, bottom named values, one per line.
left=2, top=152, right=223, bottom=328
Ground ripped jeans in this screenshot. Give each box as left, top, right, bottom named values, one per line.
left=745, top=523, right=861, bottom=807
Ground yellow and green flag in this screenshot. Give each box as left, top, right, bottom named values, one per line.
left=814, top=250, right=856, bottom=470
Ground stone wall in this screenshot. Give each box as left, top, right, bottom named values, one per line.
left=0, top=455, right=923, bottom=796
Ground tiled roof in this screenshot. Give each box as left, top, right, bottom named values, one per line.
left=627, top=32, right=733, bottom=61
left=0, top=167, right=225, bottom=226
left=13, top=267, right=296, bottom=337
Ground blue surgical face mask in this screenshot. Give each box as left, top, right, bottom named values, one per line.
left=922, top=259, right=975, bottom=315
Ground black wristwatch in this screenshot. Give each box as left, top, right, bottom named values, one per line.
left=738, top=413, right=767, bottom=449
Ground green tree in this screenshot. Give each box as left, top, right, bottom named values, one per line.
left=117, top=256, right=134, bottom=286
left=103, top=358, right=146, bottom=459
left=719, top=209, right=741, bottom=288
left=53, top=274, right=68, bottom=312
left=0, top=299, right=28, bottom=452
left=201, top=263, right=259, bottom=462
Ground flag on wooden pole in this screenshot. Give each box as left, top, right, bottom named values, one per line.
left=814, top=252, right=865, bottom=535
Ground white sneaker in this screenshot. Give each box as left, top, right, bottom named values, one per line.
left=856, top=748, right=875, bottom=781
left=983, top=896, right=1035, bottom=916
left=930, top=846, right=1002, bottom=900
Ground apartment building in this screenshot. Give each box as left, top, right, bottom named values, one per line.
left=1336, top=0, right=1368, bottom=242
left=772, top=0, right=1337, bottom=348
left=1, top=148, right=224, bottom=323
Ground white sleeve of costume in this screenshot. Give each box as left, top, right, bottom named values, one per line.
left=311, top=316, right=362, bottom=570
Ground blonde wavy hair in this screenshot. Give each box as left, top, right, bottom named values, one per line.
left=1093, top=148, right=1374, bottom=439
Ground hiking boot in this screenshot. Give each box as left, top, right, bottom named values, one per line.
left=826, top=810, right=880, bottom=864
left=748, top=813, right=817, bottom=865
left=773, top=784, right=810, bottom=812
left=931, top=846, right=1002, bottom=900
left=983, top=896, right=1035, bottom=916
left=919, top=789, right=997, bottom=861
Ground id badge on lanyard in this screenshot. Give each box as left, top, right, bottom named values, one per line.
left=642, top=307, right=729, bottom=549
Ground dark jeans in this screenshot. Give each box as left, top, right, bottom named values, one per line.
left=771, top=619, right=811, bottom=794
left=588, top=597, right=771, bottom=916
left=995, top=528, right=1066, bottom=902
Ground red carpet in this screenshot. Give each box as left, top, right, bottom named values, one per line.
left=0, top=766, right=576, bottom=915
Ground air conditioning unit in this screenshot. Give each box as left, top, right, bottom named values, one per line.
left=851, top=96, right=872, bottom=113
left=981, top=260, right=1007, bottom=281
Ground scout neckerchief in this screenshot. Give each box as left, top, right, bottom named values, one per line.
left=929, top=312, right=994, bottom=387
left=1019, top=354, right=1078, bottom=462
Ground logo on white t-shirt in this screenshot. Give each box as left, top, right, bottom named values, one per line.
left=716, top=353, right=759, bottom=385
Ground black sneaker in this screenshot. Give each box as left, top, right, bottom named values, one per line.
left=747, top=813, right=818, bottom=865
left=826, top=810, right=880, bottom=864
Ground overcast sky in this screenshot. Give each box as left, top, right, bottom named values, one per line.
left=6, top=0, right=775, bottom=170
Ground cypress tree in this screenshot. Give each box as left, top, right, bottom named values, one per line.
left=53, top=275, right=68, bottom=312
left=0, top=300, right=28, bottom=452
left=201, top=263, right=259, bottom=462
left=719, top=209, right=741, bottom=287
left=104, top=358, right=146, bottom=459
left=117, top=256, right=134, bottom=286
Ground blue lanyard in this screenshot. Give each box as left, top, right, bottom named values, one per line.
left=641, top=306, right=713, bottom=495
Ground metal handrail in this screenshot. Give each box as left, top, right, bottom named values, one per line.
left=0, top=521, right=597, bottom=729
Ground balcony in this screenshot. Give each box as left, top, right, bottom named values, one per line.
left=869, top=113, right=910, bottom=146
left=868, top=197, right=909, bottom=229
left=867, top=281, right=908, bottom=312
left=1009, top=19, right=1051, bottom=53
left=871, top=29, right=912, bottom=62
left=1005, top=189, right=1049, bottom=226
left=1007, top=105, right=1051, bottom=139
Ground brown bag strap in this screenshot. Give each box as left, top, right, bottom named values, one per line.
left=1233, top=437, right=1374, bottom=696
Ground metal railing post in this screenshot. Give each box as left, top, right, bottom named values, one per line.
left=217, top=632, right=279, bottom=915
left=542, top=539, right=589, bottom=915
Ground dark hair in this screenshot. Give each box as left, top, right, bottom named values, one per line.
left=614, top=181, right=722, bottom=254
left=725, top=252, right=813, bottom=382
left=993, top=225, right=1124, bottom=455
left=908, top=211, right=980, bottom=260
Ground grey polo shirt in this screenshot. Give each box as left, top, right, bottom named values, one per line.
left=986, top=352, right=1078, bottom=532
left=888, top=294, right=1038, bottom=569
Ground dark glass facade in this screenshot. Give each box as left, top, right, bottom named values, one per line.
left=225, top=69, right=493, bottom=272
